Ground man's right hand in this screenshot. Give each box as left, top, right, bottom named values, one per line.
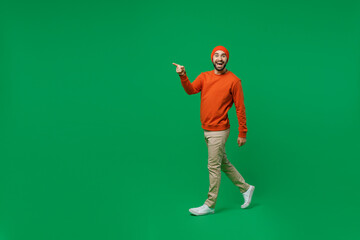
left=172, top=63, right=186, bottom=76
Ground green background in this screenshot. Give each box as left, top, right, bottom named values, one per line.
left=1, top=0, right=359, bottom=239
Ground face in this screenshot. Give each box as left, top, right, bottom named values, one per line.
left=212, top=50, right=228, bottom=71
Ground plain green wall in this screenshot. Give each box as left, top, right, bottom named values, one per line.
left=1, top=0, right=359, bottom=239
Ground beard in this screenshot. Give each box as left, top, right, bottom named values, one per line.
left=213, top=62, right=227, bottom=71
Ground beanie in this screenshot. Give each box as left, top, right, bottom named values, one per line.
left=211, top=46, right=229, bottom=61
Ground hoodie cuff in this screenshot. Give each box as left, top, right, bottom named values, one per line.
left=238, top=132, right=247, bottom=138
left=179, top=73, right=187, bottom=81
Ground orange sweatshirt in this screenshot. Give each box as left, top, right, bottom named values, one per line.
left=180, top=70, right=247, bottom=138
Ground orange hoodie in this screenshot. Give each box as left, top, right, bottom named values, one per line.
left=180, top=70, right=247, bottom=138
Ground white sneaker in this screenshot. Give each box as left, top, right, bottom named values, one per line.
left=241, top=185, right=255, bottom=209
left=189, top=204, right=215, bottom=216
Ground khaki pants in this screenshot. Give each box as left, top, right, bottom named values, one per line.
left=204, top=128, right=250, bottom=209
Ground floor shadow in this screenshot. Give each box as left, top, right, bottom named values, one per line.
left=188, top=203, right=261, bottom=216
left=243, top=202, right=260, bottom=210
left=213, top=207, right=233, bottom=214
left=215, top=202, right=260, bottom=214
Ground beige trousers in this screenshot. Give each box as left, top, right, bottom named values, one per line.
left=204, top=128, right=250, bottom=209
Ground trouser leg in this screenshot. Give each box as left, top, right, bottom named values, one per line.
left=204, top=129, right=229, bottom=209
left=221, top=153, right=250, bottom=193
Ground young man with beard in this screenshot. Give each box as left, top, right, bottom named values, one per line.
left=172, top=46, right=255, bottom=216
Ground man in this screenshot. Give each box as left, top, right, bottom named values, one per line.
left=172, top=46, right=255, bottom=216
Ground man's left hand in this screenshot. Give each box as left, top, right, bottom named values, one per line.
left=237, top=137, right=246, bottom=147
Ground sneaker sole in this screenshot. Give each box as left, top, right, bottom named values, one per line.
left=241, top=185, right=255, bottom=209
left=189, top=209, right=215, bottom=216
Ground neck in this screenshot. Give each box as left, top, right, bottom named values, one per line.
left=214, top=68, right=228, bottom=75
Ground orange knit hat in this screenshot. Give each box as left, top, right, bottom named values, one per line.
left=211, top=46, right=229, bottom=61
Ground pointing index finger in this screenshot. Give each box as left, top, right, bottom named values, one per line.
left=172, top=63, right=179, bottom=67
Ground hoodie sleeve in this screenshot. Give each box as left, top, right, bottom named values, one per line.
left=231, top=79, right=248, bottom=138
left=179, top=72, right=204, bottom=95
